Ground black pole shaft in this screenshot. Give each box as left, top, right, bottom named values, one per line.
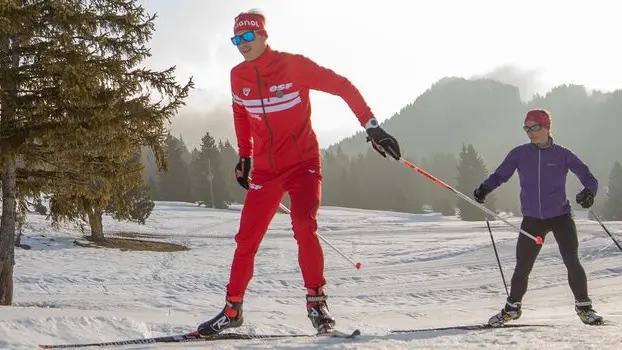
left=589, top=209, right=622, bottom=252
left=486, top=217, right=509, bottom=296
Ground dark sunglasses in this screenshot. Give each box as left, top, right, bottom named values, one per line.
left=523, top=124, right=543, bottom=132
left=231, top=31, right=256, bottom=46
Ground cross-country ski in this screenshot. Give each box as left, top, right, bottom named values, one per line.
left=38, top=328, right=361, bottom=349
left=390, top=323, right=553, bottom=333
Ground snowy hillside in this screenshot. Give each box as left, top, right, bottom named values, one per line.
left=1, top=201, right=621, bottom=349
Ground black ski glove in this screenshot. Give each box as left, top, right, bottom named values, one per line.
left=235, top=157, right=251, bottom=189
left=576, top=188, right=594, bottom=208
left=473, top=184, right=491, bottom=204
left=365, top=118, right=401, bottom=160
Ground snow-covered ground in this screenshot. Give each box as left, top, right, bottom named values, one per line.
left=1, top=201, right=621, bottom=349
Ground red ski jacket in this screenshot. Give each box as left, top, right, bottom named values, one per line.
left=230, top=46, right=375, bottom=174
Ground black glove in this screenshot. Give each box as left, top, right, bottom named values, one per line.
left=473, top=184, right=491, bottom=204
left=576, top=188, right=594, bottom=208
left=365, top=119, right=401, bottom=160
left=234, top=157, right=251, bottom=189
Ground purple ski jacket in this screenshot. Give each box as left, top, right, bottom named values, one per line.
left=481, top=140, right=598, bottom=219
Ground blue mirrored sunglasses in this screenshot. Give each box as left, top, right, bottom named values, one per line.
left=231, top=31, right=256, bottom=46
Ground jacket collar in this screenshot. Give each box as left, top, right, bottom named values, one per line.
left=530, top=136, right=554, bottom=150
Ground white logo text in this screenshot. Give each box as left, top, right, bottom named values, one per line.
left=235, top=20, right=259, bottom=29
left=269, top=83, right=293, bottom=93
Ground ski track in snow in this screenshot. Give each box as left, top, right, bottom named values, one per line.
left=1, top=201, right=622, bottom=349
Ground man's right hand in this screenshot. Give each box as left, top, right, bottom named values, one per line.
left=235, top=157, right=251, bottom=189
left=473, top=184, right=491, bottom=204
left=365, top=118, right=401, bottom=160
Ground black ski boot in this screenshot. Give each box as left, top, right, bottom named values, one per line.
left=306, top=288, right=336, bottom=332
left=488, top=299, right=522, bottom=327
left=575, top=298, right=604, bottom=325
left=197, top=297, right=244, bottom=336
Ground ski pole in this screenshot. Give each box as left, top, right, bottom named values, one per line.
left=244, top=176, right=362, bottom=269
left=485, top=216, right=509, bottom=296
left=277, top=202, right=362, bottom=270
left=396, top=157, right=543, bottom=245
left=588, top=209, right=622, bottom=252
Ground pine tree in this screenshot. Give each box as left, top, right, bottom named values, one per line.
left=156, top=135, right=194, bottom=202
left=219, top=140, right=244, bottom=204
left=0, top=0, right=192, bottom=305
left=141, top=147, right=160, bottom=198
left=190, top=132, right=230, bottom=208
left=456, top=144, right=495, bottom=221
left=603, top=161, right=622, bottom=220
left=344, top=155, right=365, bottom=208
left=336, top=167, right=351, bottom=207
left=48, top=146, right=153, bottom=240
left=104, top=151, right=155, bottom=225
left=320, top=150, right=337, bottom=205
left=321, top=146, right=351, bottom=207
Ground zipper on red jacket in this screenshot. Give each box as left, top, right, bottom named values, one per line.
left=254, top=67, right=276, bottom=172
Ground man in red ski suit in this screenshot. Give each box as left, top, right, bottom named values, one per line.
left=197, top=9, right=401, bottom=335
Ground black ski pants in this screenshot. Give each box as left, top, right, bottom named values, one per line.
left=508, top=213, right=589, bottom=303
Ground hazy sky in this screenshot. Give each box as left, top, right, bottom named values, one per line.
left=138, top=0, right=621, bottom=150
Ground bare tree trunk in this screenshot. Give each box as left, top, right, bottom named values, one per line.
left=0, top=158, right=17, bottom=305
left=0, top=17, right=20, bottom=305
left=87, top=208, right=104, bottom=241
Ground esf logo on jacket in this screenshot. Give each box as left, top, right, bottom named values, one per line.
left=269, top=83, right=293, bottom=92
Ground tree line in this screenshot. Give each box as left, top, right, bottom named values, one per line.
left=144, top=133, right=245, bottom=208
left=150, top=135, right=622, bottom=222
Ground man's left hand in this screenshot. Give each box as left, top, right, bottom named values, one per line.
left=365, top=119, right=401, bottom=160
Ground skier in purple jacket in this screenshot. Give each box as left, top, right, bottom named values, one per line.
left=473, top=109, right=603, bottom=326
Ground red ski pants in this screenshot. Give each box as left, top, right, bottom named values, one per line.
left=226, top=158, right=326, bottom=299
